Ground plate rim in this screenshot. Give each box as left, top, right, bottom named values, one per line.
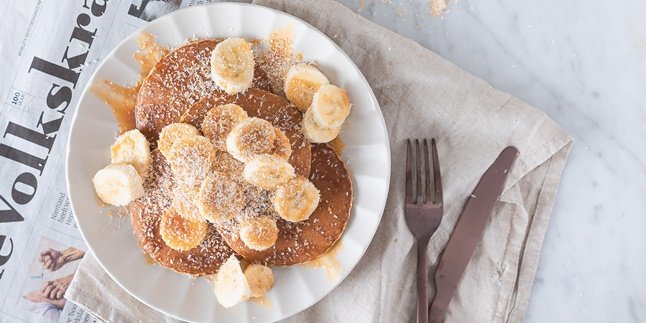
left=66, top=2, right=391, bottom=322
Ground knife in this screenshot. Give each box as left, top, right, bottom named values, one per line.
left=428, top=146, right=519, bottom=323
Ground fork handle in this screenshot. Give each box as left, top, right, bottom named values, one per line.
left=416, top=238, right=430, bottom=323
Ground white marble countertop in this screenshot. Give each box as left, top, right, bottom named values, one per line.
left=332, top=0, right=645, bottom=322
left=1, top=0, right=641, bottom=321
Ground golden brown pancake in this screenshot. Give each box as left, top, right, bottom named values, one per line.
left=135, top=39, right=272, bottom=141
left=128, top=37, right=352, bottom=272
left=181, top=89, right=311, bottom=178
left=129, top=150, right=234, bottom=275
left=215, top=144, right=353, bottom=266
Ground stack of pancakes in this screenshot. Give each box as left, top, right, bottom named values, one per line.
left=129, top=39, right=353, bottom=275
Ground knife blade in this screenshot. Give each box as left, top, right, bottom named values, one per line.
left=428, top=146, right=519, bottom=323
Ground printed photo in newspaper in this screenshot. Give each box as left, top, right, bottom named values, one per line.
left=128, top=0, right=182, bottom=21
left=20, top=238, right=85, bottom=322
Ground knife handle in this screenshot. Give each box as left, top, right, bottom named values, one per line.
left=428, top=146, right=519, bottom=323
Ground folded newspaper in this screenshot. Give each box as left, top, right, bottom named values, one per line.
left=0, top=1, right=221, bottom=322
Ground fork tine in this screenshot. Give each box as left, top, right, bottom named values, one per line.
left=415, top=139, right=422, bottom=204
left=431, top=138, right=443, bottom=204
left=423, top=139, right=431, bottom=204
left=405, top=139, right=414, bottom=203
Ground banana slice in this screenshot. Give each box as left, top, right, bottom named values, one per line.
left=244, top=264, right=274, bottom=298
left=172, top=185, right=203, bottom=221
left=93, top=163, right=145, bottom=206
left=239, top=217, right=279, bottom=251
left=243, top=154, right=295, bottom=190
left=158, top=123, right=200, bottom=158
left=310, top=84, right=352, bottom=128
left=273, top=176, right=320, bottom=222
left=214, top=255, right=251, bottom=308
left=167, top=135, right=216, bottom=189
left=226, top=117, right=277, bottom=163
left=272, top=128, right=292, bottom=161
left=283, top=63, right=329, bottom=111
left=159, top=207, right=207, bottom=251
left=202, top=104, right=249, bottom=151
left=211, top=38, right=255, bottom=94
left=110, top=129, right=152, bottom=178
left=302, top=108, right=341, bottom=143
left=197, top=173, right=245, bottom=223
left=212, top=151, right=245, bottom=175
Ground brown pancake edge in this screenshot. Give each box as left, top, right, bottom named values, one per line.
left=134, top=38, right=272, bottom=141
left=128, top=150, right=234, bottom=275
left=215, top=143, right=353, bottom=266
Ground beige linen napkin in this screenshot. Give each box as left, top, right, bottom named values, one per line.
left=66, top=0, right=573, bottom=322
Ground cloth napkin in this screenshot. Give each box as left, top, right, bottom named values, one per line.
left=66, top=0, right=573, bottom=322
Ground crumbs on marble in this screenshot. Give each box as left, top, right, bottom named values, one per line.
left=428, top=0, right=448, bottom=16
left=357, top=0, right=450, bottom=19
left=358, top=0, right=365, bottom=12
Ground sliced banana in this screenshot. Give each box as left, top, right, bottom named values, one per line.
left=272, top=128, right=292, bottom=161
left=239, top=217, right=279, bottom=251
left=214, top=255, right=251, bottom=308
left=211, top=38, right=255, bottom=95
left=110, top=129, right=152, bottom=178
left=273, top=176, right=320, bottom=222
left=172, top=185, right=203, bottom=221
left=197, top=173, right=245, bottom=223
left=212, top=151, right=245, bottom=175
left=302, top=108, right=341, bottom=143
left=159, top=207, right=207, bottom=251
left=243, top=154, right=295, bottom=190
left=310, top=84, right=352, bottom=128
left=226, top=117, right=277, bottom=163
left=93, top=163, right=145, bottom=206
left=167, top=135, right=216, bottom=189
left=158, top=123, right=200, bottom=158
left=244, top=264, right=274, bottom=298
left=283, top=63, right=329, bottom=111
left=202, top=104, right=249, bottom=151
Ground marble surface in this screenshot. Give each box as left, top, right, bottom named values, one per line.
left=329, top=0, right=645, bottom=322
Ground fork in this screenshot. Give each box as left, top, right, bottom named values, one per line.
left=405, top=138, right=444, bottom=323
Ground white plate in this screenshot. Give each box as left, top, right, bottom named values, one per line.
left=66, top=3, right=390, bottom=322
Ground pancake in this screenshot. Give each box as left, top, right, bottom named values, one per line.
left=215, top=144, right=353, bottom=266
left=182, top=88, right=311, bottom=178
left=135, top=39, right=272, bottom=141
left=129, top=150, right=233, bottom=275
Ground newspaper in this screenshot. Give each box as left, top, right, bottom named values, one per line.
left=0, top=1, right=224, bottom=322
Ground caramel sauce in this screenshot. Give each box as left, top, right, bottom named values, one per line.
left=329, top=137, right=345, bottom=155
left=94, top=193, right=107, bottom=208
left=248, top=38, right=263, bottom=46
left=202, top=274, right=217, bottom=282
left=143, top=253, right=156, bottom=265
left=91, top=80, right=138, bottom=132
left=250, top=294, right=272, bottom=308
left=134, top=33, right=169, bottom=76
left=91, top=33, right=169, bottom=134
left=303, top=241, right=343, bottom=281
